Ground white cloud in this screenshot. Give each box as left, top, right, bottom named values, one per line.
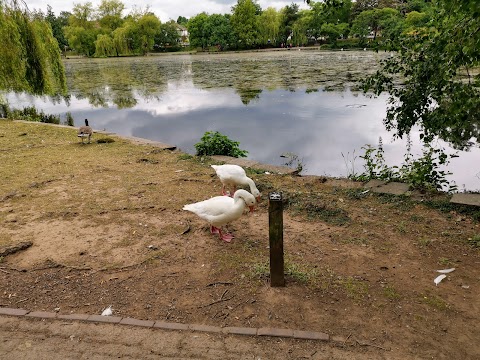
left=25, top=0, right=308, bottom=22
left=134, top=80, right=240, bottom=115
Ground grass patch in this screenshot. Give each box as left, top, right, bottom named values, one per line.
left=338, top=276, right=369, bottom=301
left=409, top=214, right=422, bottom=222
left=383, top=285, right=401, bottom=300
left=343, top=188, right=370, bottom=200
left=421, top=293, right=450, bottom=311
left=245, top=167, right=267, bottom=175
left=177, top=153, right=193, bottom=160
left=397, top=221, right=407, bottom=234
left=467, top=234, right=480, bottom=248
left=340, top=237, right=369, bottom=246
left=424, top=199, right=480, bottom=222
left=249, top=259, right=319, bottom=286
left=375, top=193, right=414, bottom=211
left=250, top=261, right=269, bottom=279
left=284, top=260, right=318, bottom=285
left=437, top=257, right=453, bottom=266
left=285, top=192, right=350, bottom=225
left=417, top=238, right=432, bottom=247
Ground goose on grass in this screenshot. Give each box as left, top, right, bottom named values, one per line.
left=78, top=119, right=93, bottom=143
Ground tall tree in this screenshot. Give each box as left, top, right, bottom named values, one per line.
left=187, top=12, right=209, bottom=49
left=291, top=10, right=311, bottom=46
left=97, top=0, right=125, bottom=31
left=69, top=2, right=95, bottom=28
left=0, top=0, right=66, bottom=95
left=231, top=0, right=260, bottom=49
left=363, top=0, right=480, bottom=148
left=134, top=13, right=161, bottom=55
left=351, top=7, right=399, bottom=42
left=45, top=5, right=68, bottom=51
left=177, top=16, right=188, bottom=25
left=155, top=20, right=181, bottom=50
left=204, top=14, right=236, bottom=50
left=94, top=34, right=115, bottom=56
left=352, top=0, right=378, bottom=17
left=308, top=1, right=326, bottom=40
left=258, top=7, right=280, bottom=45
left=279, top=3, right=299, bottom=44
left=64, top=1, right=98, bottom=56
left=64, top=25, right=97, bottom=56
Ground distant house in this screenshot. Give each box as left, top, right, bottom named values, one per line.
left=175, top=24, right=189, bottom=47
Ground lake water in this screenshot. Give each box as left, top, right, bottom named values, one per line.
left=5, top=50, right=480, bottom=191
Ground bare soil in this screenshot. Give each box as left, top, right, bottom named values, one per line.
left=1, top=120, right=479, bottom=359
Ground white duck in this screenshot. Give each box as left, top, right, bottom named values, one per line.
left=183, top=189, right=256, bottom=242
left=211, top=164, right=261, bottom=201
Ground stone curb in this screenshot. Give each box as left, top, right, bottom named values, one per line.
left=0, top=307, right=330, bottom=342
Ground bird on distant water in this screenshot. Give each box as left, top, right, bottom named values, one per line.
left=78, top=119, right=93, bottom=143
left=183, top=189, right=256, bottom=242
left=211, top=164, right=261, bottom=202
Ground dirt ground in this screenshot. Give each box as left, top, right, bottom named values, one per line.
left=1, top=120, right=479, bottom=359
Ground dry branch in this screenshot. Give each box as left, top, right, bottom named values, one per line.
left=0, top=241, right=32, bottom=257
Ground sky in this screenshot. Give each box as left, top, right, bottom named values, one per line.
left=25, top=0, right=309, bottom=22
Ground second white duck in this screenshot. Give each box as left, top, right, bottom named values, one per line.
left=183, top=189, right=256, bottom=242
left=211, top=164, right=261, bottom=201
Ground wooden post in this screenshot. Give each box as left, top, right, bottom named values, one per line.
left=269, top=192, right=285, bottom=287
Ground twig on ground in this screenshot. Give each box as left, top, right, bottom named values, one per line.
left=206, top=281, right=233, bottom=287
left=220, top=289, right=228, bottom=300
left=180, top=222, right=191, bottom=235
left=0, top=266, right=24, bottom=273
left=0, top=241, right=33, bottom=257
left=199, top=290, right=235, bottom=308
left=355, top=339, right=390, bottom=351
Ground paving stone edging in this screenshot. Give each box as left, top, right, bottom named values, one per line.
left=0, top=307, right=330, bottom=342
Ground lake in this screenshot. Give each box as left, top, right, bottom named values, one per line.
left=5, top=50, right=480, bottom=191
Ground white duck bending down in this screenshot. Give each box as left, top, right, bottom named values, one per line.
left=183, top=189, right=256, bottom=242
left=211, top=164, right=261, bottom=201
left=78, top=119, right=93, bottom=143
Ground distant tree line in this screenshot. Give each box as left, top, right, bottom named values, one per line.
left=38, top=0, right=442, bottom=56
left=43, top=0, right=185, bottom=57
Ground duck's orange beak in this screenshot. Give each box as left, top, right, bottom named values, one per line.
left=249, top=205, right=255, bottom=213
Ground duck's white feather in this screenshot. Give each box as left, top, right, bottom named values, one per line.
left=183, top=189, right=255, bottom=228
left=211, top=164, right=260, bottom=199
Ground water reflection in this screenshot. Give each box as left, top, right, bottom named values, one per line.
left=5, top=51, right=480, bottom=191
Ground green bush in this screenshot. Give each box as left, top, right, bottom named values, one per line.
left=65, top=112, right=74, bottom=126
left=194, top=131, right=248, bottom=158
left=8, top=105, right=60, bottom=124
left=351, top=136, right=458, bottom=192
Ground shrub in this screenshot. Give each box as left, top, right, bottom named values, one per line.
left=65, top=112, right=74, bottom=126
left=8, top=105, right=60, bottom=124
left=194, top=131, right=248, bottom=158
left=351, top=136, right=458, bottom=192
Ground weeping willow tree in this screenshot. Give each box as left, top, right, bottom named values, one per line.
left=94, top=34, right=116, bottom=57
left=0, top=0, right=67, bottom=96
